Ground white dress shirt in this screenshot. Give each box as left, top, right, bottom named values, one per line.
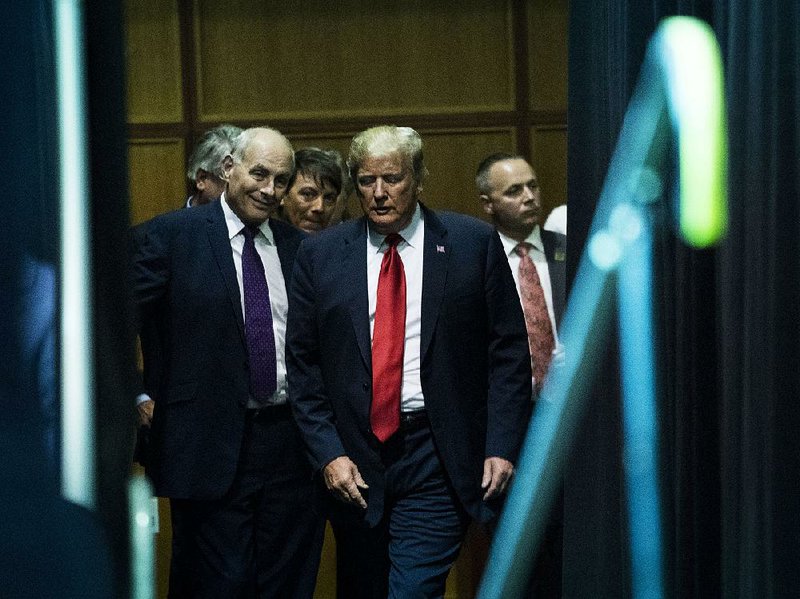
left=544, top=204, right=567, bottom=235
left=221, top=193, right=289, bottom=406
left=367, top=204, right=425, bottom=412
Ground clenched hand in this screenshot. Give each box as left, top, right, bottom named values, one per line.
left=481, top=456, right=514, bottom=500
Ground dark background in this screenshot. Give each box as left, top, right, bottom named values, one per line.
left=567, top=0, right=800, bottom=596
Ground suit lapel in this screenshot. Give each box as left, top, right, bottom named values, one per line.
left=344, top=219, right=371, bottom=370
left=542, top=230, right=567, bottom=327
left=206, top=201, right=246, bottom=342
left=420, top=205, right=449, bottom=361
left=269, top=218, right=299, bottom=283
left=346, top=207, right=449, bottom=370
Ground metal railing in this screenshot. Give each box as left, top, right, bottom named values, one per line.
left=477, top=16, right=727, bottom=599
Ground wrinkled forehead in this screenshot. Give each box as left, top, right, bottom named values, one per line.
left=490, top=158, right=536, bottom=189
left=357, top=151, right=411, bottom=175
left=240, top=135, right=293, bottom=167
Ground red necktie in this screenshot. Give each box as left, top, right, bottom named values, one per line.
left=516, top=242, right=555, bottom=392
left=371, top=233, right=406, bottom=442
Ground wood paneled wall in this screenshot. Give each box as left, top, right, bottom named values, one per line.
left=124, top=1, right=567, bottom=597
left=126, top=0, right=567, bottom=224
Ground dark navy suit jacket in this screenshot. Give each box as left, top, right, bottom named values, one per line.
left=286, top=204, right=532, bottom=525
left=541, top=228, right=567, bottom=330
left=132, top=199, right=305, bottom=499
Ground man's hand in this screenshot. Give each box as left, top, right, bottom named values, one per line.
left=323, top=456, right=369, bottom=509
left=137, top=399, right=154, bottom=427
left=481, top=456, right=515, bottom=501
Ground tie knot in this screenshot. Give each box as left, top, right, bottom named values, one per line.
left=242, top=225, right=259, bottom=241
left=384, top=233, right=403, bottom=249
left=515, top=242, right=533, bottom=257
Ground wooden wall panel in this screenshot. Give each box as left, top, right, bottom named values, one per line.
left=531, top=126, right=568, bottom=220
left=418, top=128, right=516, bottom=219
left=527, top=0, right=569, bottom=112
left=194, top=0, right=514, bottom=121
left=445, top=526, right=492, bottom=598
left=128, top=139, right=186, bottom=224
left=313, top=526, right=337, bottom=598
left=154, top=498, right=173, bottom=599
left=287, top=133, right=352, bottom=167
left=125, top=0, right=184, bottom=123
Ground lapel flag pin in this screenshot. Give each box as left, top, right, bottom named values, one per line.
left=437, top=245, right=445, bottom=253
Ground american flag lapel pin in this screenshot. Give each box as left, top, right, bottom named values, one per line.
left=436, top=244, right=445, bottom=253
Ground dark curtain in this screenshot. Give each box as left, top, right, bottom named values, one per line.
left=0, top=1, right=122, bottom=597
left=0, top=1, right=135, bottom=596
left=566, top=1, right=799, bottom=597
left=86, top=0, right=139, bottom=596
left=0, top=0, right=61, bottom=512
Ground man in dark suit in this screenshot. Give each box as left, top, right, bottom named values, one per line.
left=135, top=123, right=242, bottom=449
left=132, top=127, right=324, bottom=598
left=476, top=152, right=567, bottom=597
left=476, top=153, right=567, bottom=393
left=286, top=125, right=532, bottom=598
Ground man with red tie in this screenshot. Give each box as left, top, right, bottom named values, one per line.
left=476, top=152, right=567, bottom=598
left=287, top=126, right=531, bottom=598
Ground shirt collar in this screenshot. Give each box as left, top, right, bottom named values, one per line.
left=367, top=202, right=424, bottom=252
left=221, top=192, right=275, bottom=245
left=497, top=224, right=544, bottom=257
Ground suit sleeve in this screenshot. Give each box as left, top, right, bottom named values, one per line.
left=484, top=230, right=533, bottom=461
left=130, top=220, right=170, bottom=400
left=286, top=240, right=347, bottom=471
left=131, top=221, right=170, bottom=317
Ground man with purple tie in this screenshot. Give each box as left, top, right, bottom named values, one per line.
left=132, top=127, right=323, bottom=598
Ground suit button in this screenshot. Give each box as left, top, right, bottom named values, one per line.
left=362, top=382, right=369, bottom=391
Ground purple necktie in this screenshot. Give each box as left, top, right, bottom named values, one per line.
left=242, top=226, right=277, bottom=403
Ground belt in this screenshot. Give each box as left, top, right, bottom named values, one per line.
left=399, top=409, right=428, bottom=429
left=246, top=403, right=291, bottom=419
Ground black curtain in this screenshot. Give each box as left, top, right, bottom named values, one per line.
left=566, top=1, right=799, bottom=597
left=0, top=1, right=135, bottom=596
left=86, top=0, right=139, bottom=596
left=0, top=0, right=60, bottom=493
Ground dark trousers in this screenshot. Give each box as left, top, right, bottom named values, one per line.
left=332, top=416, right=470, bottom=599
left=168, top=405, right=324, bottom=599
